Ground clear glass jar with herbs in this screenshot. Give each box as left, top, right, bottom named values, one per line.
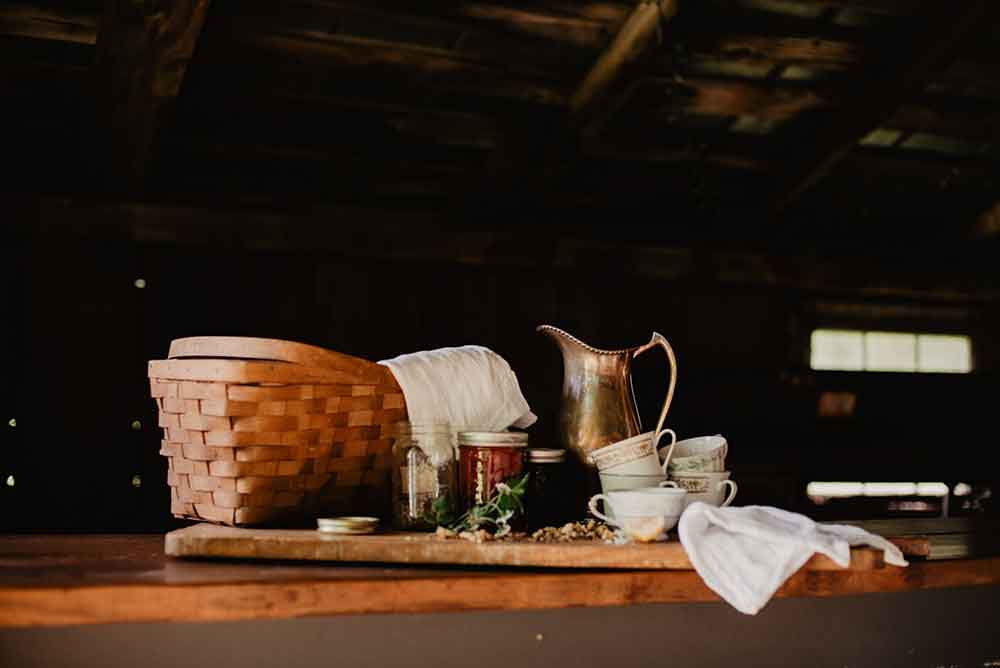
left=391, top=423, right=457, bottom=530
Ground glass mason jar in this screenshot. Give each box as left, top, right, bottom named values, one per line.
left=391, top=423, right=457, bottom=530
left=457, top=431, right=529, bottom=530
left=526, top=448, right=569, bottom=530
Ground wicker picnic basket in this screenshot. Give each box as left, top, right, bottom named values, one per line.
left=148, top=337, right=407, bottom=526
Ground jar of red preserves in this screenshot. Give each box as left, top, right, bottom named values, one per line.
left=457, top=431, right=528, bottom=513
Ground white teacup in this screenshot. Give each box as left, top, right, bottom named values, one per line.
left=587, top=487, right=687, bottom=542
left=661, top=435, right=727, bottom=474
left=671, top=472, right=737, bottom=507
left=599, top=472, right=672, bottom=493
left=597, top=475, right=680, bottom=520
left=589, top=429, right=677, bottom=475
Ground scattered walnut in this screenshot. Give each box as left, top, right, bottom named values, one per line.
left=433, top=520, right=617, bottom=543
left=496, top=531, right=528, bottom=542
left=458, top=529, right=491, bottom=543
left=528, top=520, right=616, bottom=543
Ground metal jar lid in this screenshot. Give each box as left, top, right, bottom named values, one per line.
left=528, top=448, right=566, bottom=463
left=317, top=516, right=379, bottom=534
left=458, top=431, right=529, bottom=447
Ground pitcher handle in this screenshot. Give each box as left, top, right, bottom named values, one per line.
left=631, top=331, right=678, bottom=468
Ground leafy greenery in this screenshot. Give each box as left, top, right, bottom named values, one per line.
left=424, top=473, right=530, bottom=536
left=422, top=493, right=459, bottom=528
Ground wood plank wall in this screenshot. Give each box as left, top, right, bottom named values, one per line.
left=1, top=201, right=999, bottom=530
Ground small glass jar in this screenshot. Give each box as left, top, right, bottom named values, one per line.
left=391, top=423, right=457, bottom=530
left=526, top=448, right=569, bottom=530
left=457, top=431, right=528, bottom=513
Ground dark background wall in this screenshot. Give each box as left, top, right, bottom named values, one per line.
left=2, top=200, right=998, bottom=531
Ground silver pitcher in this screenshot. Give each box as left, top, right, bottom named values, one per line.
left=537, top=325, right=678, bottom=469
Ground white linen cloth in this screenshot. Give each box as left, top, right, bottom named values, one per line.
left=379, top=346, right=536, bottom=466
left=678, top=503, right=908, bottom=615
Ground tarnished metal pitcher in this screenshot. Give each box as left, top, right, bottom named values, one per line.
left=537, top=325, right=677, bottom=468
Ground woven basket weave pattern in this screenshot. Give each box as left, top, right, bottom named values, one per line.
left=150, top=377, right=406, bottom=525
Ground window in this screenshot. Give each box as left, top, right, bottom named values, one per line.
left=810, top=329, right=971, bottom=373
left=806, top=481, right=950, bottom=500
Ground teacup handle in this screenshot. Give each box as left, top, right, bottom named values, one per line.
left=655, top=428, right=677, bottom=474
left=588, top=494, right=618, bottom=526
left=717, top=480, right=738, bottom=507
left=658, top=480, right=680, bottom=488
left=631, top=331, right=677, bottom=467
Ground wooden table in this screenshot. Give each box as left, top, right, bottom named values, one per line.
left=1, top=534, right=999, bottom=628
left=1, top=534, right=999, bottom=668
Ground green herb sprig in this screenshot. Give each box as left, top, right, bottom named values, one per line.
left=423, top=473, right=530, bottom=536
left=422, top=493, right=459, bottom=528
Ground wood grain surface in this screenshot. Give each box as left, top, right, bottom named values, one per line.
left=164, top=523, right=902, bottom=571
left=1, top=535, right=998, bottom=628
left=168, top=336, right=391, bottom=383
left=148, top=358, right=390, bottom=385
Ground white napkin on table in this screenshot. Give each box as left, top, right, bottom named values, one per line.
left=678, top=503, right=908, bottom=615
left=379, top=346, right=536, bottom=466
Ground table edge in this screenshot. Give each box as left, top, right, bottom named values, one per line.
left=1, top=556, right=998, bottom=628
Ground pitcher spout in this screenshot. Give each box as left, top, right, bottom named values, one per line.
left=536, top=324, right=586, bottom=356
left=536, top=324, right=635, bottom=356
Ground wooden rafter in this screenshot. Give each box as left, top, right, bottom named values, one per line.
left=888, top=101, right=1000, bottom=144
left=86, top=0, right=212, bottom=193
left=475, top=0, right=679, bottom=206
left=569, top=0, right=678, bottom=122
left=974, top=201, right=1000, bottom=237
left=0, top=3, right=97, bottom=44
left=767, top=0, right=996, bottom=220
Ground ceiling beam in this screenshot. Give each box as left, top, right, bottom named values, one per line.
left=766, top=1, right=996, bottom=220
left=974, top=202, right=1000, bottom=238
left=475, top=0, right=679, bottom=205
left=887, top=100, right=1000, bottom=144
left=233, top=0, right=624, bottom=51
left=0, top=3, right=97, bottom=44
left=568, top=0, right=678, bottom=122
left=85, top=0, right=211, bottom=193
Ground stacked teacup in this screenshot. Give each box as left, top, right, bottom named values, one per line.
left=658, top=435, right=736, bottom=508
left=585, top=429, right=687, bottom=542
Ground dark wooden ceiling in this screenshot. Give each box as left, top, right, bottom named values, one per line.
left=3, top=0, right=999, bottom=243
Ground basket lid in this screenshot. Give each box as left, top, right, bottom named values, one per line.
left=167, top=336, right=389, bottom=385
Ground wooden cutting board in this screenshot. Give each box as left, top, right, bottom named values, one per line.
left=165, top=523, right=921, bottom=571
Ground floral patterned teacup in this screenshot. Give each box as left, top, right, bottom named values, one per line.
left=671, top=472, right=737, bottom=507
left=660, top=435, right=727, bottom=474
left=588, top=430, right=677, bottom=475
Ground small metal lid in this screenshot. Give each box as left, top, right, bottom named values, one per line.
left=317, top=516, right=379, bottom=534
left=528, top=448, right=566, bottom=463
left=458, top=431, right=529, bottom=447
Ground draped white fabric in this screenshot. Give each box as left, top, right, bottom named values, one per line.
left=679, top=503, right=908, bottom=614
